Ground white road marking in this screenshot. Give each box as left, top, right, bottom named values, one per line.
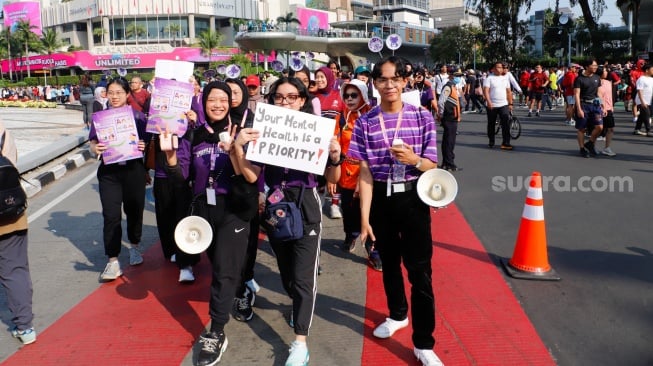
left=28, top=171, right=96, bottom=224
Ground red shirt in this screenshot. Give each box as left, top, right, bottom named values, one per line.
left=127, top=89, right=151, bottom=114
left=519, top=71, right=530, bottom=87
left=529, top=72, right=548, bottom=92
left=561, top=71, right=577, bottom=97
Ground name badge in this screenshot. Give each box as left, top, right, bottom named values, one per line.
left=206, top=188, right=216, bottom=205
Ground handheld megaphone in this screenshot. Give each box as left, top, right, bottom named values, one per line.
left=174, top=216, right=213, bottom=254
left=416, top=169, right=458, bottom=207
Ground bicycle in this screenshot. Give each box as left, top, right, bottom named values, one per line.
left=495, top=111, right=522, bottom=139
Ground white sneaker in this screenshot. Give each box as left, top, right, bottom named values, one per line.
left=373, top=317, right=409, bottom=338
left=329, top=204, right=342, bottom=219
left=414, top=348, right=445, bottom=366
left=170, top=254, right=176, bottom=263
left=129, top=247, right=143, bottom=266
left=601, top=147, right=616, bottom=156
left=596, top=136, right=605, bottom=141
left=179, top=267, right=195, bottom=282
left=100, top=261, right=122, bottom=281
left=246, top=278, right=261, bottom=293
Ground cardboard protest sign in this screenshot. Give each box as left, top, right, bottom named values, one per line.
left=146, top=78, right=193, bottom=135
left=246, top=104, right=335, bottom=175
left=92, top=106, right=143, bottom=164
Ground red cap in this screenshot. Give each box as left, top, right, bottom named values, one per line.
left=245, top=75, right=260, bottom=87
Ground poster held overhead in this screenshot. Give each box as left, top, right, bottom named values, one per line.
left=154, top=59, right=194, bottom=81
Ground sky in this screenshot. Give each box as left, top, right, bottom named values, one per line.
left=520, top=0, right=625, bottom=27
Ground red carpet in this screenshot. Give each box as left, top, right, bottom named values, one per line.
left=2, top=249, right=213, bottom=365
left=361, top=205, right=556, bottom=365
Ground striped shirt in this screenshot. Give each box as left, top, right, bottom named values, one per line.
left=347, top=104, right=438, bottom=182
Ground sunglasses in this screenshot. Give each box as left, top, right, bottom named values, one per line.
left=343, top=92, right=359, bottom=99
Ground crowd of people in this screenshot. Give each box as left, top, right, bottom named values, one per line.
left=5, top=53, right=647, bottom=366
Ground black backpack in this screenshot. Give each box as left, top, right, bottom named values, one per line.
left=0, top=132, right=27, bottom=220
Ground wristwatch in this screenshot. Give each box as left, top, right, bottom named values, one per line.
left=415, top=158, right=423, bottom=169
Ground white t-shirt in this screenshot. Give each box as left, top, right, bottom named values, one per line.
left=434, top=73, right=449, bottom=95
left=483, top=74, right=511, bottom=107
left=635, top=75, right=653, bottom=106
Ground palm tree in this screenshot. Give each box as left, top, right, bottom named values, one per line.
left=164, top=23, right=182, bottom=46
left=125, top=22, right=147, bottom=43
left=276, top=12, right=301, bottom=32
left=13, top=19, right=41, bottom=78
left=92, top=27, right=107, bottom=45
left=40, top=28, right=63, bottom=85
left=41, top=28, right=63, bottom=56
left=0, top=29, right=17, bottom=80
left=196, top=30, right=223, bottom=68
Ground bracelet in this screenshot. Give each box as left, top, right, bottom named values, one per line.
left=328, top=153, right=345, bottom=166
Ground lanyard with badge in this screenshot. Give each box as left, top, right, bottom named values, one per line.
left=378, top=110, right=405, bottom=196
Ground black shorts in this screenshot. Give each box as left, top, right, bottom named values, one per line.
left=529, top=91, right=544, bottom=101
left=603, top=111, right=615, bottom=129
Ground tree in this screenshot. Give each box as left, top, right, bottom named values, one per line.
left=569, top=0, right=607, bottom=55
left=0, top=29, right=20, bottom=80
left=92, top=27, right=107, bottom=45
left=196, top=30, right=223, bottom=68
left=616, top=0, right=640, bottom=56
left=429, top=25, right=484, bottom=66
left=276, top=12, right=301, bottom=31
left=41, top=28, right=64, bottom=56
left=164, top=23, right=182, bottom=46
left=125, top=22, right=146, bottom=42
left=467, top=0, right=533, bottom=57
left=13, top=19, right=42, bottom=79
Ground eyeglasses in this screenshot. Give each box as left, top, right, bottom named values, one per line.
left=107, top=91, right=126, bottom=96
left=343, top=92, right=359, bottom=99
left=273, top=94, right=300, bottom=104
left=375, top=76, right=404, bottom=86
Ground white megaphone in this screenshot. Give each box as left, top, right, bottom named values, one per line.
left=174, top=216, right=213, bottom=254
left=416, top=168, right=458, bottom=207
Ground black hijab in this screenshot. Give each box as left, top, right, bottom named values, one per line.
left=193, top=81, right=232, bottom=146
left=225, top=78, right=252, bottom=127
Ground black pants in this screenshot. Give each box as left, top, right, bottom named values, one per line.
left=371, top=181, right=435, bottom=349
left=97, top=159, right=146, bottom=258
left=269, top=187, right=322, bottom=336
left=0, top=230, right=33, bottom=330
left=204, top=200, right=250, bottom=331
left=487, top=105, right=510, bottom=146
left=153, top=176, right=200, bottom=268
left=636, top=104, right=651, bottom=132
left=441, top=120, right=458, bottom=168
left=237, top=214, right=261, bottom=295
left=339, top=187, right=361, bottom=238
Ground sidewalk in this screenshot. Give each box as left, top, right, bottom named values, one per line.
left=2, top=106, right=93, bottom=195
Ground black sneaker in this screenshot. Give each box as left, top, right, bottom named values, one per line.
left=232, top=287, right=255, bottom=322
left=197, top=331, right=228, bottom=366
left=341, top=236, right=357, bottom=253
left=535, top=111, right=540, bottom=117
left=368, top=250, right=383, bottom=272
left=584, top=141, right=598, bottom=156
left=580, top=147, right=590, bottom=158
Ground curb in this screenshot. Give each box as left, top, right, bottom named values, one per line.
left=22, top=149, right=93, bottom=198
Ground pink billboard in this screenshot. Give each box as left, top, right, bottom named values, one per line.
left=0, top=47, right=276, bottom=73
left=296, top=7, right=329, bottom=32
left=3, top=1, right=42, bottom=36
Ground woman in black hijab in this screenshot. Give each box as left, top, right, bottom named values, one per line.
left=224, top=77, right=263, bottom=323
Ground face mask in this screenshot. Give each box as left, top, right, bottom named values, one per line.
left=454, top=77, right=462, bottom=84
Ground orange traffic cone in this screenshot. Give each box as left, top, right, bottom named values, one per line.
left=502, top=172, right=560, bottom=281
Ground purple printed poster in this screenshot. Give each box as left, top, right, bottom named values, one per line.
left=93, top=106, right=143, bottom=165
left=146, top=78, right=194, bottom=136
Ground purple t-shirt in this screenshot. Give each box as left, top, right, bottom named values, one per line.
left=347, top=103, right=438, bottom=182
